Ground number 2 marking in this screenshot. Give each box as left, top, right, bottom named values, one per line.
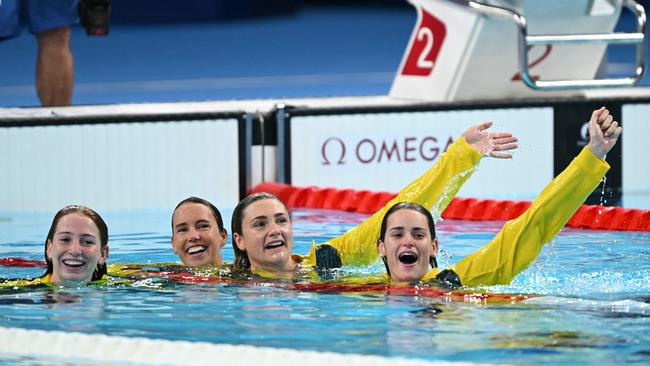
left=416, top=27, right=435, bottom=69
left=512, top=45, right=553, bottom=81
left=401, top=9, right=446, bottom=76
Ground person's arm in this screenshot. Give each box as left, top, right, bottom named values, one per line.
left=451, top=147, right=608, bottom=286
left=324, top=137, right=480, bottom=266
left=450, top=107, right=620, bottom=286
left=307, top=123, right=517, bottom=267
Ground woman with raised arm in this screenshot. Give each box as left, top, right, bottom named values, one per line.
left=376, top=107, right=621, bottom=286
left=230, top=122, right=518, bottom=276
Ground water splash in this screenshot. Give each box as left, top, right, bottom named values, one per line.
left=430, top=163, right=480, bottom=222
left=436, top=248, right=454, bottom=269
left=599, top=175, right=608, bottom=206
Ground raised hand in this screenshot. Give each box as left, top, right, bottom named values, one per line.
left=461, top=121, right=518, bottom=159
left=586, top=107, right=622, bottom=159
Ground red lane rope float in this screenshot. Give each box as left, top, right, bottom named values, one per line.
left=251, top=182, right=650, bottom=232
left=119, top=268, right=532, bottom=304
left=0, top=257, right=46, bottom=268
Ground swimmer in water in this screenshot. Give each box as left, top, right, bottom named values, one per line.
left=376, top=107, right=621, bottom=286
left=170, top=197, right=228, bottom=267
left=2, top=205, right=109, bottom=287
left=230, top=122, right=518, bottom=276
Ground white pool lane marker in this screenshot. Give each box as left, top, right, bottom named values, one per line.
left=0, top=326, right=492, bottom=366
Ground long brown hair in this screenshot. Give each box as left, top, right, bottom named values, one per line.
left=44, top=205, right=109, bottom=281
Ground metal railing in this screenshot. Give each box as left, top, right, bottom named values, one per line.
left=450, top=0, right=647, bottom=90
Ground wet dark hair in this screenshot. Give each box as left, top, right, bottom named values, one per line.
left=172, top=196, right=226, bottom=234
left=378, top=202, right=438, bottom=276
left=44, top=205, right=109, bottom=282
left=231, top=192, right=290, bottom=270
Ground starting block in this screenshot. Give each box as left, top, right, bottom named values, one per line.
left=390, top=0, right=647, bottom=101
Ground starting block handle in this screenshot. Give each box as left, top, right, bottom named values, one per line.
left=451, top=0, right=647, bottom=90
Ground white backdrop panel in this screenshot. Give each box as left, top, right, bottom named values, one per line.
left=291, top=108, right=553, bottom=200
left=0, top=120, right=239, bottom=213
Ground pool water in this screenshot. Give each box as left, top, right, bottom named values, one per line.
left=1, top=208, right=649, bottom=365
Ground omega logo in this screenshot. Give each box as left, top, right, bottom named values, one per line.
left=321, top=137, right=346, bottom=165
left=321, top=135, right=454, bottom=165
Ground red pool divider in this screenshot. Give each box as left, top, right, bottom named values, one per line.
left=251, top=182, right=650, bottom=232
left=0, top=257, right=46, bottom=268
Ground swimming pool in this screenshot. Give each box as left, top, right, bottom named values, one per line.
left=1, top=208, right=649, bottom=365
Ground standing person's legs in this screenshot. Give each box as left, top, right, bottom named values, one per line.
left=27, top=0, right=77, bottom=106
left=35, top=25, right=73, bottom=106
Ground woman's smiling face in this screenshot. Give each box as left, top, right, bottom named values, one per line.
left=171, top=202, right=227, bottom=266
left=46, top=213, right=108, bottom=286
left=233, top=198, right=294, bottom=272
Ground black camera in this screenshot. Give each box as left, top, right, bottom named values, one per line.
left=78, top=0, right=111, bottom=36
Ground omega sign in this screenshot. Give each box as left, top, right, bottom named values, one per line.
left=321, top=135, right=455, bottom=165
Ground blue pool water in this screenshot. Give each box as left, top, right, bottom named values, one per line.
left=1, top=208, right=649, bottom=365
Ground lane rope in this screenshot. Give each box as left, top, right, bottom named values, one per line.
left=251, top=182, right=650, bottom=232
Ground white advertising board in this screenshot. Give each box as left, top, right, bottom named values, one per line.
left=290, top=108, right=554, bottom=200
left=622, top=104, right=650, bottom=209
left=0, top=119, right=240, bottom=213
